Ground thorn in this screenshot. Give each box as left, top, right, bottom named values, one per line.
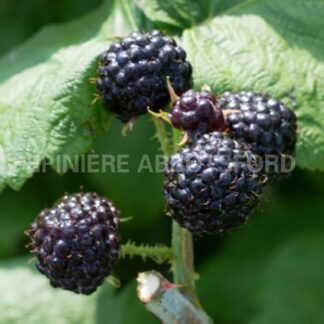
left=27, top=257, right=36, bottom=264
left=147, top=107, right=172, bottom=124
left=262, top=175, right=269, bottom=184
left=201, top=84, right=211, bottom=92
left=120, top=216, right=133, bottom=223
left=177, top=132, right=189, bottom=146
left=114, top=35, right=124, bottom=42
left=122, top=116, right=137, bottom=136
left=24, top=229, right=31, bottom=236
left=106, top=275, right=121, bottom=288
left=222, top=109, right=241, bottom=117
left=91, top=94, right=100, bottom=105
left=89, top=77, right=97, bottom=84
left=163, top=282, right=185, bottom=290
left=166, top=77, right=179, bottom=103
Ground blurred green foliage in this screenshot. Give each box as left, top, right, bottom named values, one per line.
left=0, top=0, right=324, bottom=323
left=0, top=0, right=102, bottom=55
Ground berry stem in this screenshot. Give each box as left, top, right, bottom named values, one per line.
left=152, top=117, right=204, bottom=306
left=171, top=223, right=199, bottom=306
left=150, top=111, right=212, bottom=322
left=169, top=128, right=199, bottom=305
left=121, top=241, right=173, bottom=265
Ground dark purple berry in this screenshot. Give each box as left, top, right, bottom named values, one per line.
left=26, top=193, right=120, bottom=295
left=171, top=90, right=226, bottom=138
left=219, top=91, right=297, bottom=182
left=164, top=132, right=265, bottom=235
left=97, top=30, right=193, bottom=122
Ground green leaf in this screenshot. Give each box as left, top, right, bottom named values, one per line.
left=0, top=258, right=98, bottom=324
left=0, top=257, right=156, bottom=324
left=249, top=233, right=324, bottom=324
left=140, top=0, right=324, bottom=171
left=0, top=0, right=147, bottom=191
left=137, top=0, right=243, bottom=30
left=137, top=0, right=202, bottom=30
left=181, top=1, right=324, bottom=171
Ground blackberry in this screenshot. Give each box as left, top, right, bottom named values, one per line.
left=171, top=89, right=226, bottom=138
left=97, top=30, right=192, bottom=122
left=219, top=91, right=297, bottom=181
left=26, top=193, right=120, bottom=295
left=164, top=132, right=264, bottom=235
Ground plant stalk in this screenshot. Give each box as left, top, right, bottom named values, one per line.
left=168, top=126, right=198, bottom=304
left=150, top=117, right=212, bottom=322
left=172, top=222, right=200, bottom=306
left=121, top=241, right=173, bottom=265
left=137, top=271, right=212, bottom=324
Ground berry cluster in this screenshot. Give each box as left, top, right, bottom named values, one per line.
left=97, top=30, right=192, bottom=122
left=164, top=89, right=296, bottom=233
left=27, top=193, right=120, bottom=295
left=26, top=30, right=298, bottom=295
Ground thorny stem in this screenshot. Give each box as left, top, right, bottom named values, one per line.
left=153, top=116, right=203, bottom=307
left=172, top=223, right=200, bottom=306
left=121, top=241, right=173, bottom=265
left=137, top=114, right=213, bottom=323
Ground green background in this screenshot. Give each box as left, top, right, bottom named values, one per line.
left=0, top=0, right=324, bottom=323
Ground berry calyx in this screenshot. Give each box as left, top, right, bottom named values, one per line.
left=97, top=30, right=193, bottom=123
left=26, top=192, right=120, bottom=295
left=164, top=132, right=265, bottom=235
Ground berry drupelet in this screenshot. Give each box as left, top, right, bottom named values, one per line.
left=164, top=132, right=265, bottom=235
left=97, top=30, right=193, bottom=122
left=26, top=192, right=120, bottom=295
